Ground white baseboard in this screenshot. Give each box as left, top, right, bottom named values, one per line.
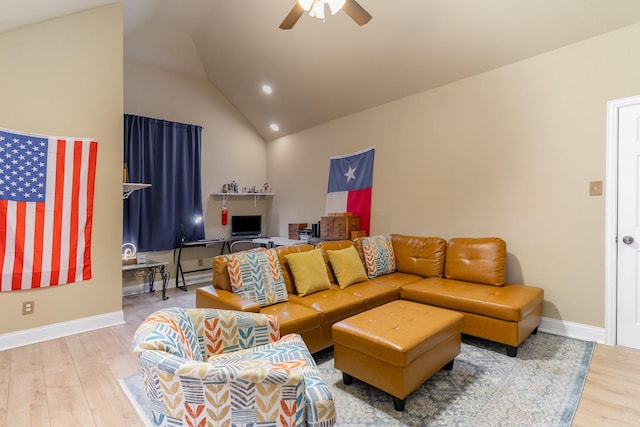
left=0, top=310, right=125, bottom=351
left=122, top=272, right=212, bottom=297
left=539, top=316, right=606, bottom=344
left=0, top=308, right=606, bottom=352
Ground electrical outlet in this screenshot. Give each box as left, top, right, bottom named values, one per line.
left=22, top=301, right=35, bottom=315
left=589, top=181, right=603, bottom=196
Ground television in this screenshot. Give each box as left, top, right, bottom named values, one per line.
left=231, top=215, right=262, bottom=237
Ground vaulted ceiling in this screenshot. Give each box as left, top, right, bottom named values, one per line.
left=3, top=0, right=640, bottom=140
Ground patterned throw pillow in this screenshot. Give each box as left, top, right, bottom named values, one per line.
left=227, top=249, right=288, bottom=307
left=362, top=234, right=396, bottom=278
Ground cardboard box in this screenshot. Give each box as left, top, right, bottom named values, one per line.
left=321, top=215, right=360, bottom=239
left=288, top=223, right=308, bottom=240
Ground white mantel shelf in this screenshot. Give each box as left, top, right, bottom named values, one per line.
left=212, top=192, right=274, bottom=207
left=123, top=183, right=151, bottom=199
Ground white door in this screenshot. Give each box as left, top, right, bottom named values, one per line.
left=616, top=102, right=640, bottom=349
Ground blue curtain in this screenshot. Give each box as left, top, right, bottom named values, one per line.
left=123, top=114, right=205, bottom=251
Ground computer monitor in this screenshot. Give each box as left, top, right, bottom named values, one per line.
left=231, top=215, right=262, bottom=237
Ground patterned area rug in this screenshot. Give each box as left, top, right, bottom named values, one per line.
left=120, top=332, right=593, bottom=426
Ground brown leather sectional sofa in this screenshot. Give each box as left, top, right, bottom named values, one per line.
left=196, top=234, right=544, bottom=357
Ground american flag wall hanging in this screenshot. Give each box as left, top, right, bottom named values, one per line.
left=0, top=127, right=98, bottom=291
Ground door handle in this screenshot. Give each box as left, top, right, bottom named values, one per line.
left=622, top=235, right=635, bottom=244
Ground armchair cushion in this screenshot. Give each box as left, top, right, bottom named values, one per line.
left=227, top=249, right=289, bottom=307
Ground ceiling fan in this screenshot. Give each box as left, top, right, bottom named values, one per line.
left=279, top=0, right=372, bottom=30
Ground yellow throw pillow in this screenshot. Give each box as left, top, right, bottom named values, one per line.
left=327, top=246, right=368, bottom=289
left=285, top=249, right=332, bottom=296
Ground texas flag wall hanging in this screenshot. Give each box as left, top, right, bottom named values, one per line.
left=325, top=146, right=375, bottom=235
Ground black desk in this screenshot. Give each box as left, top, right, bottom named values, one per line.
left=174, top=239, right=228, bottom=290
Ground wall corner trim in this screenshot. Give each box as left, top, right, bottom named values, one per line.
left=0, top=310, right=125, bottom=351
left=539, top=316, right=606, bottom=344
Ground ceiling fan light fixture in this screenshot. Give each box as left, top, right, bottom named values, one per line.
left=309, top=1, right=325, bottom=19
left=282, top=0, right=370, bottom=29
left=326, top=0, right=346, bottom=15
left=298, top=0, right=314, bottom=11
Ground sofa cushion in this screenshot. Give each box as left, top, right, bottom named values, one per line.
left=390, top=234, right=447, bottom=277
left=401, top=277, right=544, bottom=322
left=285, top=249, right=332, bottom=296
left=445, top=237, right=506, bottom=286
left=289, top=289, right=366, bottom=325
left=368, top=271, right=424, bottom=289
left=337, top=280, right=399, bottom=310
left=327, top=246, right=368, bottom=289
left=260, top=301, right=322, bottom=336
left=227, top=250, right=288, bottom=307
left=361, top=234, right=396, bottom=278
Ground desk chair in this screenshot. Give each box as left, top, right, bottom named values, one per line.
left=229, top=240, right=260, bottom=253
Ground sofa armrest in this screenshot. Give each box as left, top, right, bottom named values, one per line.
left=196, top=285, right=260, bottom=312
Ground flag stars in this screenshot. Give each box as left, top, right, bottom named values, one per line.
left=344, top=165, right=357, bottom=183
left=1, top=131, right=48, bottom=202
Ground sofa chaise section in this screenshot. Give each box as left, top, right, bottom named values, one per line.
left=400, top=237, right=544, bottom=356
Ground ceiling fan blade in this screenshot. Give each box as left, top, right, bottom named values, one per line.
left=279, top=3, right=305, bottom=30
left=342, top=0, right=372, bottom=26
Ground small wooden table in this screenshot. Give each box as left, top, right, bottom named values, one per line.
left=122, top=260, right=170, bottom=300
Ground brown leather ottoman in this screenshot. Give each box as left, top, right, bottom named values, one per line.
left=332, top=300, right=463, bottom=411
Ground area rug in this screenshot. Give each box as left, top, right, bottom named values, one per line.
left=120, top=332, right=593, bottom=426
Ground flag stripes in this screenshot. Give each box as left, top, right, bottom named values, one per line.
left=325, top=147, right=375, bottom=235
left=0, top=128, right=97, bottom=291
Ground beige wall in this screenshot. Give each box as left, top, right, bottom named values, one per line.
left=0, top=5, right=124, bottom=334
left=123, top=59, right=269, bottom=287
left=267, top=23, right=640, bottom=328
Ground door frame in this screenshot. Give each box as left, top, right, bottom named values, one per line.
left=605, top=94, right=640, bottom=346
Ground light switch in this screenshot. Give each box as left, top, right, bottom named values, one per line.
left=589, top=181, right=603, bottom=196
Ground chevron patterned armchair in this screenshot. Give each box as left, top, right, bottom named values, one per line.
left=133, top=307, right=336, bottom=427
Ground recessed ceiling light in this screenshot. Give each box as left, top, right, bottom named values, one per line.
left=270, top=123, right=280, bottom=132
left=262, top=84, right=273, bottom=95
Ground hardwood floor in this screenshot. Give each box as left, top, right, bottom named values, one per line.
left=0, top=283, right=639, bottom=426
